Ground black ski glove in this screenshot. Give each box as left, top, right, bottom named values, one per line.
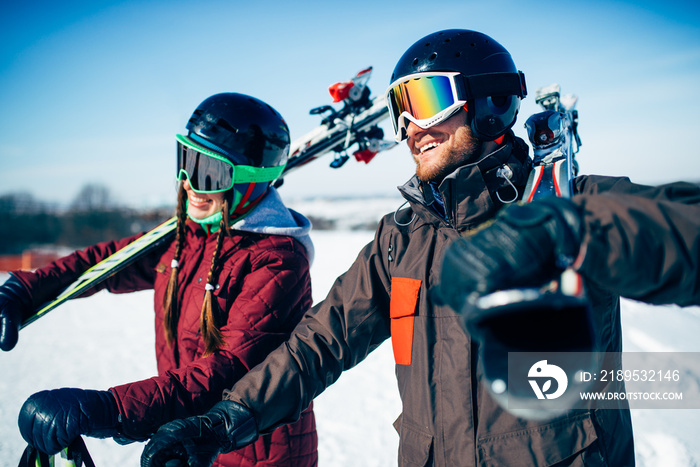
left=140, top=400, right=258, bottom=467
left=18, top=388, right=121, bottom=455
left=433, top=196, right=584, bottom=314
left=0, top=275, right=32, bottom=351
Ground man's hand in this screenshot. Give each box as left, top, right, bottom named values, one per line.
left=0, top=275, right=32, bottom=351
left=18, top=388, right=121, bottom=455
left=140, top=400, right=258, bottom=467
left=434, top=196, right=583, bottom=315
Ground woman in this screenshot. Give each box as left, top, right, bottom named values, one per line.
left=3, top=93, right=318, bottom=466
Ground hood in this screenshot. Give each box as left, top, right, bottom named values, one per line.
left=232, top=187, right=315, bottom=264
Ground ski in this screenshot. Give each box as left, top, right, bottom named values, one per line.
left=282, top=66, right=395, bottom=176
left=519, top=83, right=585, bottom=299
left=21, top=216, right=178, bottom=329
left=522, top=83, right=581, bottom=202
left=21, top=67, right=393, bottom=329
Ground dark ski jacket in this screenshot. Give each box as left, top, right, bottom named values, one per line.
left=223, top=134, right=700, bottom=466
left=13, top=189, right=318, bottom=467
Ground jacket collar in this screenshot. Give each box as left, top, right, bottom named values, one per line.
left=398, top=133, right=532, bottom=231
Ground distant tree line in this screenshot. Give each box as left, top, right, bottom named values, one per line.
left=0, top=184, right=173, bottom=255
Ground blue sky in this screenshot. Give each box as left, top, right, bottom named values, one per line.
left=1, top=0, right=699, bottom=208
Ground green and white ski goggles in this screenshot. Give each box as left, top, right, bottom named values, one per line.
left=176, top=134, right=285, bottom=193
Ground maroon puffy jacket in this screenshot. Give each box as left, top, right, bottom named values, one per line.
left=14, top=208, right=317, bottom=466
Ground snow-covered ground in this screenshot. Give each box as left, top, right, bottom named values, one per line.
left=1, top=226, right=699, bottom=466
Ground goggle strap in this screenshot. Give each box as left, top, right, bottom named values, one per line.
left=462, top=71, right=527, bottom=100
left=234, top=164, right=286, bottom=183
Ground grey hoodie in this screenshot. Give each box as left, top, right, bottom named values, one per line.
left=233, top=187, right=314, bottom=265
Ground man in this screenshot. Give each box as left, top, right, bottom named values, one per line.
left=141, top=30, right=700, bottom=466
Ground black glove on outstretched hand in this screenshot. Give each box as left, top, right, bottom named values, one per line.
left=141, top=400, right=258, bottom=467
left=18, top=388, right=121, bottom=455
left=434, top=196, right=584, bottom=314
left=0, top=275, right=33, bottom=351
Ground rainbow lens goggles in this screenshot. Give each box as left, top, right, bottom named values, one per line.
left=385, top=70, right=528, bottom=141
left=176, top=134, right=285, bottom=193
left=385, top=72, right=467, bottom=141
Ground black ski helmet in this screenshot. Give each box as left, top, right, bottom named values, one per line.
left=390, top=29, right=527, bottom=141
left=185, top=92, right=290, bottom=168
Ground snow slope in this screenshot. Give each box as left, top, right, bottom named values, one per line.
left=1, top=227, right=699, bottom=466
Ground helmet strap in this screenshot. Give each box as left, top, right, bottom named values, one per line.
left=232, top=184, right=267, bottom=217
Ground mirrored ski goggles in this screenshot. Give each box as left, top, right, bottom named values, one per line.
left=176, top=134, right=285, bottom=193
left=385, top=72, right=467, bottom=141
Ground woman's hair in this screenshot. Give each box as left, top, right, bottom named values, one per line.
left=163, top=182, right=231, bottom=356
left=162, top=184, right=188, bottom=346
left=199, top=198, right=229, bottom=356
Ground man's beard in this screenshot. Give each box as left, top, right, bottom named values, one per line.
left=415, top=132, right=483, bottom=183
